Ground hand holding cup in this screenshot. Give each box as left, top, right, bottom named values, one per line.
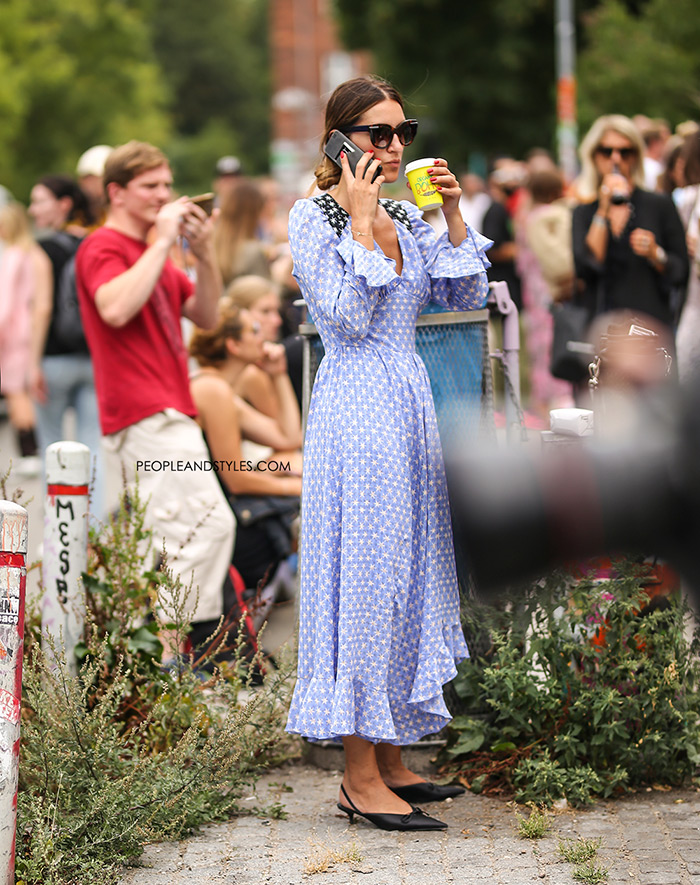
left=406, top=158, right=461, bottom=216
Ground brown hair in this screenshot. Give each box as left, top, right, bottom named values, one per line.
left=36, top=175, right=96, bottom=227
left=314, top=76, right=405, bottom=191
left=658, top=137, right=686, bottom=194
left=224, top=274, right=280, bottom=309
left=189, top=300, right=245, bottom=367
left=103, top=141, right=168, bottom=194
left=681, top=131, right=700, bottom=187
left=213, top=180, right=265, bottom=281
left=527, top=168, right=564, bottom=205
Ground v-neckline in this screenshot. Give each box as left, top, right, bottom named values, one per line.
left=321, top=193, right=408, bottom=278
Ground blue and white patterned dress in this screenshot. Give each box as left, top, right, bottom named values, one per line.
left=286, top=194, right=492, bottom=745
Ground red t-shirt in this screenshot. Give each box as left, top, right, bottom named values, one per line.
left=76, top=226, right=196, bottom=435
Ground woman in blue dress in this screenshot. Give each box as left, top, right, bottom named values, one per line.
left=286, top=76, right=492, bottom=831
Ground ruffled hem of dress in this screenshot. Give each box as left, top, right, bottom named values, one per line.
left=286, top=624, right=469, bottom=745
left=286, top=674, right=454, bottom=746
left=336, top=232, right=401, bottom=291
left=408, top=623, right=469, bottom=716
left=287, top=674, right=398, bottom=743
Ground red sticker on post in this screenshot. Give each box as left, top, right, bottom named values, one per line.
left=0, top=688, right=20, bottom=725
left=47, top=484, right=89, bottom=496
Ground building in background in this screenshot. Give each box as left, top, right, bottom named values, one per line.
left=270, top=0, right=369, bottom=201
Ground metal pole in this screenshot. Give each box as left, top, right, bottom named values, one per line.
left=488, top=281, right=525, bottom=443
left=555, top=0, right=579, bottom=183
left=42, top=442, right=90, bottom=673
left=0, top=501, right=28, bottom=885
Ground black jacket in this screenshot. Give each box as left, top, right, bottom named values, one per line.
left=572, top=188, right=688, bottom=328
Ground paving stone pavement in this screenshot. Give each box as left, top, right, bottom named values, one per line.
left=119, top=762, right=700, bottom=885
left=5, top=428, right=699, bottom=885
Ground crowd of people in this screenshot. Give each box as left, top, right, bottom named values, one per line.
left=1, top=79, right=700, bottom=829
left=427, top=113, right=698, bottom=419
left=0, top=140, right=304, bottom=666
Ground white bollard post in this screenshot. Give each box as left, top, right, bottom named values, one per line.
left=0, top=501, right=28, bottom=885
left=42, top=442, right=90, bottom=673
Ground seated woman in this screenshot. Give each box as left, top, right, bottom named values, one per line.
left=225, top=274, right=304, bottom=411
left=189, top=298, right=302, bottom=595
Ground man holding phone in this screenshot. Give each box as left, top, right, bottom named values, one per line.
left=76, top=141, right=235, bottom=643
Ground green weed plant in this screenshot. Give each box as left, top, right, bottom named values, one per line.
left=516, top=805, right=549, bottom=839
left=16, top=485, right=297, bottom=884
left=558, top=838, right=603, bottom=864
left=572, top=859, right=609, bottom=884
left=442, top=563, right=700, bottom=806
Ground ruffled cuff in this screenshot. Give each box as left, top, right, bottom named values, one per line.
left=336, top=232, right=401, bottom=290
left=424, top=226, right=493, bottom=278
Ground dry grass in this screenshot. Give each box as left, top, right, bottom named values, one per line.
left=303, top=836, right=364, bottom=875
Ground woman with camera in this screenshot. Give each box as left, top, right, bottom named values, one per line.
left=285, top=75, right=492, bottom=832
left=572, top=115, right=687, bottom=335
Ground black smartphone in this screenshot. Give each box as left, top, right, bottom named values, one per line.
left=323, top=130, right=382, bottom=182
left=609, top=165, right=629, bottom=205
left=190, top=192, right=215, bottom=215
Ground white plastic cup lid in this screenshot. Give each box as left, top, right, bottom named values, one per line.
left=404, top=158, right=436, bottom=176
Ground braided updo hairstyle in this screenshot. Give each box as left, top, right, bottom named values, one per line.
left=189, top=299, right=245, bottom=367
left=313, top=76, right=405, bottom=192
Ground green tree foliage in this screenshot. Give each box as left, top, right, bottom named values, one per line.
left=335, top=0, right=597, bottom=167
left=0, top=0, right=170, bottom=199
left=577, top=0, right=700, bottom=130
left=151, top=0, right=271, bottom=192
left=334, top=0, right=700, bottom=165
left=0, top=0, right=272, bottom=201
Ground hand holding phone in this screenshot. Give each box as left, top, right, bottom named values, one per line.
left=324, top=130, right=382, bottom=183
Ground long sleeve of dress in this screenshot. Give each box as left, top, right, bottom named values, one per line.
left=572, top=201, right=602, bottom=286
left=289, top=198, right=400, bottom=341
left=289, top=198, right=493, bottom=339
left=401, top=202, right=492, bottom=310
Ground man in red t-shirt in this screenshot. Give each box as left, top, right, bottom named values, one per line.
left=76, top=140, right=235, bottom=636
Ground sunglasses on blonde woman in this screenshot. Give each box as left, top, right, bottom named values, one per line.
left=596, top=145, right=636, bottom=160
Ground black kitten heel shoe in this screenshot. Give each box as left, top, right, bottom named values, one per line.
left=390, top=781, right=466, bottom=804
left=337, top=783, right=447, bottom=831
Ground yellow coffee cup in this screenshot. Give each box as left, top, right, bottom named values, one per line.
left=405, top=158, right=444, bottom=211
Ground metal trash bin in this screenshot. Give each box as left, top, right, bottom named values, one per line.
left=300, top=309, right=492, bottom=440
left=299, top=283, right=521, bottom=446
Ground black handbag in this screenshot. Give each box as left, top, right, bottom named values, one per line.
left=550, top=301, right=592, bottom=382
left=228, top=494, right=299, bottom=527
left=228, top=494, right=300, bottom=561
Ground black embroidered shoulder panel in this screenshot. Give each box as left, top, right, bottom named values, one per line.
left=311, top=194, right=350, bottom=237
left=380, top=199, right=412, bottom=232
left=311, top=194, right=413, bottom=237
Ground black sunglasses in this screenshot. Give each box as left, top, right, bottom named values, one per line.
left=596, top=145, right=636, bottom=159
left=342, top=119, right=418, bottom=149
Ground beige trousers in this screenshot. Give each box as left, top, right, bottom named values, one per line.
left=103, top=409, right=235, bottom=622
